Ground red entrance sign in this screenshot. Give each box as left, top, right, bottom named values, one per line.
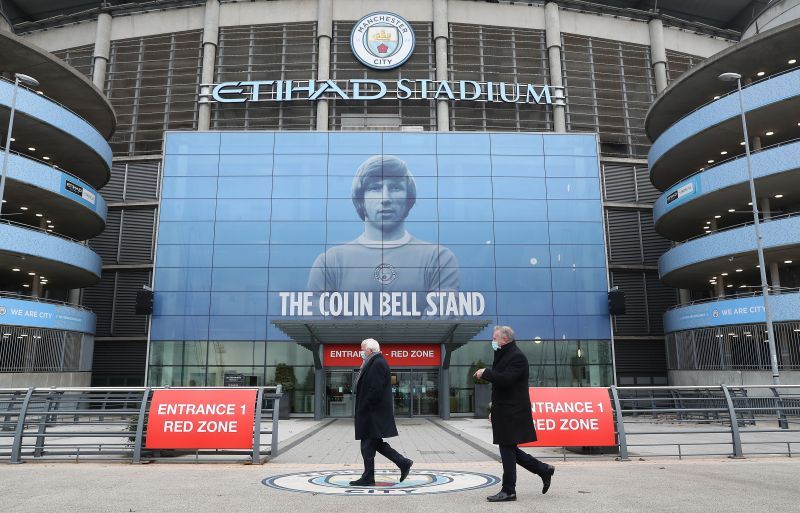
left=146, top=389, right=257, bottom=450
left=520, top=387, right=615, bottom=447
left=324, top=344, right=441, bottom=367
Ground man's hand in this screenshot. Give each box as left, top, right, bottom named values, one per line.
left=473, top=368, right=485, bottom=379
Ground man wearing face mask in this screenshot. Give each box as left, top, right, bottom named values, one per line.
left=474, top=326, right=555, bottom=502
left=350, top=338, right=413, bottom=486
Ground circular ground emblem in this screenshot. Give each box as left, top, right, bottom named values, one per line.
left=262, top=469, right=498, bottom=496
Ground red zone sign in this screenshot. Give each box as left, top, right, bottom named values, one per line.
left=324, top=344, right=441, bottom=367
left=520, top=387, right=615, bottom=447
left=146, top=389, right=258, bottom=449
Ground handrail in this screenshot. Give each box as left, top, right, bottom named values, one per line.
left=659, top=136, right=800, bottom=194
left=654, top=64, right=800, bottom=142
left=666, top=287, right=800, bottom=311
left=0, top=290, right=92, bottom=312
left=0, top=75, right=104, bottom=139
left=0, top=217, right=84, bottom=244
left=677, top=210, right=800, bottom=244
left=0, top=147, right=100, bottom=194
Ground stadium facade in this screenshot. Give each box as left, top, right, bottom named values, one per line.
left=3, top=0, right=795, bottom=415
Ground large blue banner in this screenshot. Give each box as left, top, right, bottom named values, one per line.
left=152, top=131, right=610, bottom=341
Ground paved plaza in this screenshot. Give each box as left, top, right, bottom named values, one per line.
left=2, top=417, right=799, bottom=512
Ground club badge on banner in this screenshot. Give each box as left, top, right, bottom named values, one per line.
left=146, top=389, right=258, bottom=450
left=521, top=387, right=615, bottom=447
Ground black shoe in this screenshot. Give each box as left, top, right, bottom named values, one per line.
left=541, top=465, right=555, bottom=494
left=399, top=459, right=413, bottom=482
left=486, top=491, right=516, bottom=502
left=349, top=477, right=375, bottom=486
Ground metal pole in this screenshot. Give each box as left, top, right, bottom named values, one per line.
left=251, top=387, right=264, bottom=464
left=720, top=384, right=744, bottom=458
left=0, top=76, right=20, bottom=218
left=736, top=77, right=780, bottom=385
left=610, top=386, right=629, bottom=461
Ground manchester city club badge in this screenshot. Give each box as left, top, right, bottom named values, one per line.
left=351, top=12, right=416, bottom=70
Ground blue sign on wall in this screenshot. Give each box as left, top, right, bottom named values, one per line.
left=0, top=297, right=95, bottom=333
left=152, top=131, right=610, bottom=342
left=665, top=295, right=766, bottom=332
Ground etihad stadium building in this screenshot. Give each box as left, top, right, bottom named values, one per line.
left=3, top=0, right=795, bottom=416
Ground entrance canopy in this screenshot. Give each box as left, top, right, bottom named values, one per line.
left=272, top=319, right=492, bottom=368
left=272, top=319, right=491, bottom=345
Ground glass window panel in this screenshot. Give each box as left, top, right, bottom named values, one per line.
left=160, top=199, right=217, bottom=221
left=162, top=177, right=217, bottom=198
left=149, top=341, right=183, bottom=365
left=266, top=342, right=314, bottom=366
left=271, top=199, right=326, bottom=221
left=220, top=132, right=275, bottom=154
left=210, top=292, right=269, bottom=315
left=496, top=315, right=554, bottom=340
left=272, top=176, right=327, bottom=198
left=154, top=292, right=210, bottom=316
left=494, top=244, right=550, bottom=268
left=329, top=132, right=382, bottom=154
left=324, top=221, right=363, bottom=244
left=211, top=268, right=269, bottom=291
left=497, top=292, right=554, bottom=315
left=219, top=154, right=274, bottom=176
left=548, top=222, right=604, bottom=244
left=217, top=177, right=272, bottom=198
left=269, top=245, right=327, bottom=268
left=268, top=267, right=313, bottom=291
left=545, top=178, right=601, bottom=200
left=437, top=177, right=491, bottom=198
left=549, top=244, right=606, bottom=267
left=271, top=221, right=326, bottom=244
left=447, top=244, right=496, bottom=268
left=543, top=134, right=597, bottom=156
left=495, top=268, right=552, bottom=291
left=213, top=221, right=270, bottom=244
left=166, top=132, right=220, bottom=154
left=437, top=154, right=491, bottom=177
left=274, top=154, right=328, bottom=175
left=493, top=222, right=549, bottom=244
left=547, top=200, right=602, bottom=222
left=156, top=245, right=213, bottom=267
left=492, top=177, right=547, bottom=199
left=383, top=133, right=436, bottom=154
left=213, top=245, right=270, bottom=267
left=437, top=133, right=490, bottom=154
left=150, top=315, right=209, bottom=340
left=491, top=156, right=545, bottom=177
left=439, top=222, right=494, bottom=244
left=492, top=200, right=548, bottom=221
left=184, top=341, right=209, bottom=366
left=209, top=317, right=266, bottom=340
left=438, top=200, right=493, bottom=221
left=215, top=199, right=271, bottom=221
left=545, top=156, right=599, bottom=178
left=163, top=154, right=219, bottom=176
left=490, top=133, right=544, bottom=155
left=158, top=222, right=215, bottom=245
left=275, top=133, right=328, bottom=154
left=148, top=366, right=183, bottom=387
left=553, top=292, right=608, bottom=316
left=550, top=268, right=608, bottom=291
left=154, top=268, right=212, bottom=291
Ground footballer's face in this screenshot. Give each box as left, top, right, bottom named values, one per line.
left=363, top=176, right=410, bottom=227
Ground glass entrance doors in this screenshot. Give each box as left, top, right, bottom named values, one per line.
left=391, top=369, right=439, bottom=416
left=326, top=370, right=356, bottom=417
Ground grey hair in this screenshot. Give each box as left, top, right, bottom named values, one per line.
left=362, top=338, right=381, bottom=353
left=493, top=325, right=515, bottom=343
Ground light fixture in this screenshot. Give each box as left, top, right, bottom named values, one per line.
left=22, top=284, right=29, bottom=288
left=11, top=268, right=20, bottom=272
left=35, top=213, right=43, bottom=217
left=27, top=147, right=35, bottom=151
left=790, top=59, right=797, bottom=65
left=765, top=131, right=774, bottom=136
left=775, top=194, right=784, bottom=198
left=36, top=91, right=44, bottom=96
left=714, top=215, right=721, bottom=219
left=785, top=260, right=793, bottom=264
left=576, top=348, right=583, bottom=358
left=721, top=272, right=729, bottom=276
left=740, top=141, right=746, bottom=146
left=20, top=206, right=28, bottom=211
left=728, top=209, right=735, bottom=213
left=9, top=137, right=14, bottom=142
left=27, top=272, right=35, bottom=276
left=705, top=220, right=711, bottom=224
left=739, top=285, right=747, bottom=288
left=735, top=269, right=743, bottom=272
left=43, top=156, right=50, bottom=161
left=721, top=151, right=728, bottom=155
left=713, top=95, right=720, bottom=100
left=756, top=265, right=760, bottom=268
left=748, top=202, right=752, bottom=206
left=727, top=284, right=733, bottom=288
left=757, top=71, right=765, bottom=77
left=708, top=159, right=715, bottom=164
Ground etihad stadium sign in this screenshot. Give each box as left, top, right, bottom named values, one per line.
left=201, top=11, right=559, bottom=106
left=204, top=79, right=554, bottom=105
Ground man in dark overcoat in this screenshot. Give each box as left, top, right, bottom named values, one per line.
left=474, top=325, right=555, bottom=502
left=350, top=338, right=413, bottom=486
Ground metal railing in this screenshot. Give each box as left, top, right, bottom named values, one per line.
left=610, top=385, right=800, bottom=460
left=0, top=386, right=282, bottom=464
left=0, top=290, right=92, bottom=312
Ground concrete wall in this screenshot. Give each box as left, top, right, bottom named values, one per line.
left=742, top=0, right=800, bottom=39
left=670, top=370, right=800, bottom=389
left=0, top=372, right=91, bottom=387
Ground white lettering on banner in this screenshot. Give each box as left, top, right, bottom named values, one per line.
left=157, top=403, right=240, bottom=416
left=531, top=401, right=602, bottom=414
left=278, top=291, right=485, bottom=317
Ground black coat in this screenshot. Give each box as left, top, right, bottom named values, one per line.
left=354, top=353, right=399, bottom=440
left=482, top=341, right=537, bottom=445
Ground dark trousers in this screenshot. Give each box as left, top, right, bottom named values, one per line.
left=359, top=438, right=407, bottom=479
left=498, top=444, right=549, bottom=494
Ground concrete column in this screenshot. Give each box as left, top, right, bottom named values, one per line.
left=198, top=0, right=221, bottom=131
left=760, top=196, right=770, bottom=220
left=69, top=288, right=81, bottom=305
left=648, top=18, right=668, bottom=93
left=92, top=13, right=112, bottom=90
left=316, top=0, right=332, bottom=131
left=545, top=2, right=566, bottom=132
left=760, top=196, right=782, bottom=292
left=679, top=289, right=691, bottom=305
left=434, top=0, right=449, bottom=131
left=314, top=368, right=325, bottom=419
left=31, top=274, right=41, bottom=298
left=714, top=277, right=725, bottom=297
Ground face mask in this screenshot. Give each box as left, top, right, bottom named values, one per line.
left=360, top=350, right=367, bottom=360
left=491, top=340, right=500, bottom=351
